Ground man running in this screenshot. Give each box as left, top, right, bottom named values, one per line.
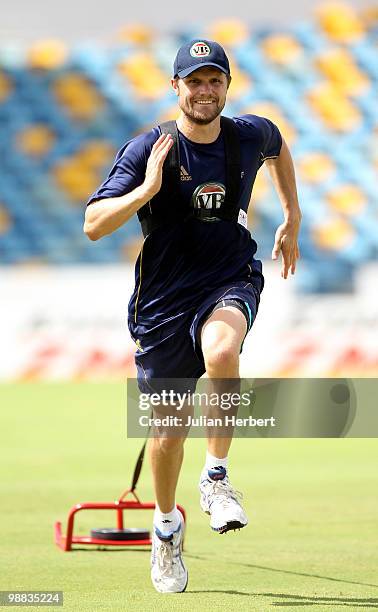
left=84, top=38, right=301, bottom=593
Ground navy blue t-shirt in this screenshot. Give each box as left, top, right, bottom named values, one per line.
left=88, top=114, right=282, bottom=324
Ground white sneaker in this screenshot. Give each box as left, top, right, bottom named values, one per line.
left=150, top=511, right=188, bottom=593
left=199, top=466, right=248, bottom=534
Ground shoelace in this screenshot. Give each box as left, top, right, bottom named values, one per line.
left=156, top=541, right=185, bottom=577
left=207, top=479, right=243, bottom=510
left=156, top=538, right=182, bottom=578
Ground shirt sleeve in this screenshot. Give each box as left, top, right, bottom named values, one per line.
left=86, top=129, right=159, bottom=205
left=258, top=116, right=282, bottom=160
left=237, top=114, right=282, bottom=162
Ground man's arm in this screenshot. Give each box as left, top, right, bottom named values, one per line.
left=265, top=138, right=302, bottom=279
left=83, top=133, right=173, bottom=241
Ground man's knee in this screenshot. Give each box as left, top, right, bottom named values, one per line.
left=200, top=307, right=246, bottom=374
left=203, top=341, right=239, bottom=375
left=151, top=435, right=186, bottom=455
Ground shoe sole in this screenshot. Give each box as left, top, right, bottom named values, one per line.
left=182, top=575, right=188, bottom=593
left=211, top=520, right=247, bottom=534
left=203, top=509, right=248, bottom=534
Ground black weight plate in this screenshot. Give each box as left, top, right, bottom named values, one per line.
left=90, top=528, right=150, bottom=541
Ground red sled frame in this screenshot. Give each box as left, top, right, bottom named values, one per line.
left=55, top=488, right=186, bottom=551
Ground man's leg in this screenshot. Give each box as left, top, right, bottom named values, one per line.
left=201, top=305, right=247, bottom=458
left=148, top=401, right=193, bottom=594
left=198, top=305, right=249, bottom=533
left=133, top=321, right=201, bottom=593
left=148, top=397, right=193, bottom=516
left=149, top=435, right=185, bottom=514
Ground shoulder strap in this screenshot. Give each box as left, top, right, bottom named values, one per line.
left=159, top=120, right=180, bottom=177
left=138, top=121, right=182, bottom=237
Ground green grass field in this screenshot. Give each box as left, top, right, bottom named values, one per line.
left=1, top=383, right=378, bottom=611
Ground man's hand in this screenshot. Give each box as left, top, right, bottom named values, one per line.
left=142, top=133, right=173, bottom=199
left=272, top=220, right=300, bottom=279
left=83, top=133, right=173, bottom=240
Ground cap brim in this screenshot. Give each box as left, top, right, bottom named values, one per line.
left=176, top=62, right=230, bottom=78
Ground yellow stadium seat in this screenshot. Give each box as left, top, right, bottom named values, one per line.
left=0, top=204, right=11, bottom=235
left=0, top=71, right=12, bottom=102
left=207, top=19, right=249, bottom=46
left=312, top=216, right=354, bottom=250
left=360, top=6, right=378, bottom=30
left=75, top=141, right=116, bottom=169
left=262, top=34, right=302, bottom=65
left=327, top=184, right=366, bottom=215
left=242, top=101, right=296, bottom=145
left=28, top=39, right=68, bottom=70
left=298, top=152, right=335, bottom=183
left=227, top=56, right=252, bottom=100
left=16, top=124, right=55, bottom=157
left=66, top=177, right=101, bottom=202
left=52, top=160, right=101, bottom=202
left=118, top=53, right=167, bottom=99
left=316, top=49, right=370, bottom=96
left=316, top=1, right=365, bottom=43
left=307, top=83, right=361, bottom=131
left=116, top=24, right=154, bottom=46
left=53, top=74, right=104, bottom=120
left=72, top=96, right=101, bottom=120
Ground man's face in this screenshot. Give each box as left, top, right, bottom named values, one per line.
left=172, top=67, right=230, bottom=125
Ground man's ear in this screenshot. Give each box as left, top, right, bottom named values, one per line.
left=171, top=78, right=180, bottom=96
left=227, top=75, right=232, bottom=90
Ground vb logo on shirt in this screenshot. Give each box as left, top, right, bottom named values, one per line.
left=192, top=182, right=226, bottom=210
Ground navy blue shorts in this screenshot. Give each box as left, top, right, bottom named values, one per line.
left=129, top=281, right=261, bottom=394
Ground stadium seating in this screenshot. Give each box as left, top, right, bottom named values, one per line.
left=0, top=1, right=376, bottom=292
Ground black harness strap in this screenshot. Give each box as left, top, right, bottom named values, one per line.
left=161, top=119, right=180, bottom=178
left=221, top=115, right=242, bottom=218
left=138, top=120, right=182, bottom=238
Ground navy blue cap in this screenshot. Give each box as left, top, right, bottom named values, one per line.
left=173, top=39, right=230, bottom=79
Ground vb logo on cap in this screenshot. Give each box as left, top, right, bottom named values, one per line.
left=173, top=38, right=231, bottom=79
left=190, top=42, right=211, bottom=57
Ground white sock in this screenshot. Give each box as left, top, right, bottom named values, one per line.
left=154, top=504, right=181, bottom=535
left=204, top=451, right=228, bottom=472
